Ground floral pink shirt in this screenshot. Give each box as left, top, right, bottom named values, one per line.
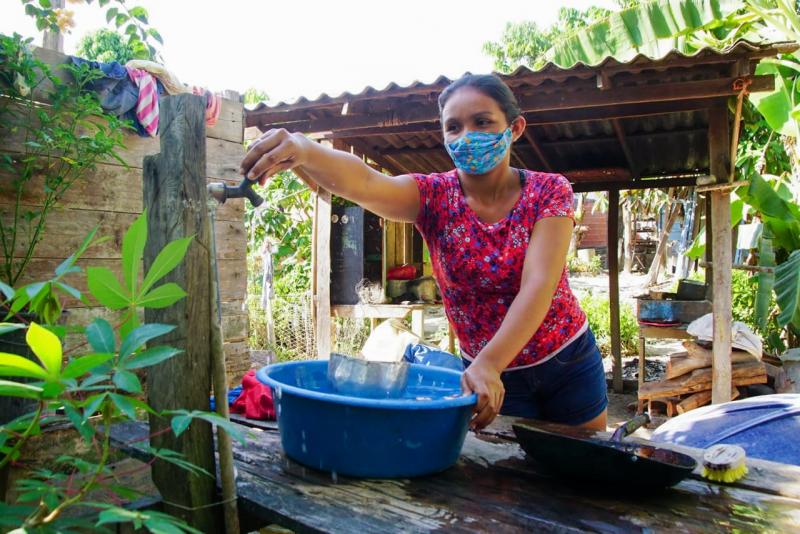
left=413, top=169, right=587, bottom=369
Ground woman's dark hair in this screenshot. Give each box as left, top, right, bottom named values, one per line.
left=438, top=74, right=522, bottom=124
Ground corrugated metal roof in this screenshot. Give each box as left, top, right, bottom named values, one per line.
left=244, top=40, right=793, bottom=183
left=248, top=41, right=791, bottom=112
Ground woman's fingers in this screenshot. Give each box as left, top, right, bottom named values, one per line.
left=460, top=374, right=473, bottom=395
left=256, top=158, right=296, bottom=185
left=239, top=128, right=293, bottom=178
left=471, top=402, right=497, bottom=430
left=246, top=138, right=298, bottom=182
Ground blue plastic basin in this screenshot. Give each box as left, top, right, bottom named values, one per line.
left=256, top=360, right=477, bottom=478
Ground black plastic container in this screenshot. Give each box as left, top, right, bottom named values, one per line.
left=676, top=279, right=708, bottom=300
left=330, top=206, right=382, bottom=305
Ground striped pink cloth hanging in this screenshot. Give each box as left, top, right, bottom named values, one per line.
left=126, top=66, right=159, bottom=137
left=192, top=86, right=221, bottom=127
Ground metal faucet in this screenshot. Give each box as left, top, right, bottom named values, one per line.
left=207, top=177, right=264, bottom=207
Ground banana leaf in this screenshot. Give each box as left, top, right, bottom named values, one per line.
left=775, top=249, right=800, bottom=328
left=756, top=227, right=776, bottom=329
left=546, top=0, right=747, bottom=68
left=749, top=60, right=800, bottom=137
left=742, top=173, right=800, bottom=251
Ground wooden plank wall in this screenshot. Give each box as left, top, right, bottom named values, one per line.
left=0, top=48, right=249, bottom=384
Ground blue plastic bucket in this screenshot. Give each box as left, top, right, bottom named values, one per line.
left=256, top=360, right=477, bottom=478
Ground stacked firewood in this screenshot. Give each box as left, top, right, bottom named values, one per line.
left=638, top=341, right=767, bottom=416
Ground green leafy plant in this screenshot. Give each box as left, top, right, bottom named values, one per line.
left=482, top=2, right=638, bottom=72
left=77, top=28, right=151, bottom=64
left=567, top=254, right=603, bottom=275
left=19, top=0, right=163, bottom=61
left=578, top=291, right=639, bottom=356
left=1, top=227, right=106, bottom=328
left=0, top=218, right=241, bottom=532
left=87, top=210, right=192, bottom=337
left=545, top=0, right=754, bottom=69
left=0, top=33, right=126, bottom=290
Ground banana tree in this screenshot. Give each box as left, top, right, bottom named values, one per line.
left=547, top=0, right=800, bottom=348
left=546, top=0, right=756, bottom=68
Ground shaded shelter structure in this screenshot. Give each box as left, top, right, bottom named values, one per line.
left=247, top=41, right=791, bottom=400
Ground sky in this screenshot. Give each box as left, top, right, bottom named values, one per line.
left=1, top=0, right=616, bottom=104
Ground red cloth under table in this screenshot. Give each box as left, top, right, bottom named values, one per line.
left=230, top=370, right=275, bottom=420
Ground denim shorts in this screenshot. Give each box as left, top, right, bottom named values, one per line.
left=465, top=327, right=608, bottom=425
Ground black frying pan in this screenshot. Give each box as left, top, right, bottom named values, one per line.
left=512, top=414, right=697, bottom=491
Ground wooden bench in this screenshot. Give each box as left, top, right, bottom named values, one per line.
left=109, top=416, right=800, bottom=533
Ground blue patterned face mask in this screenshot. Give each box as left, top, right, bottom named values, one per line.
left=445, top=128, right=513, bottom=174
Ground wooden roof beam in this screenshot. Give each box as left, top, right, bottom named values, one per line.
left=321, top=123, right=442, bottom=139
left=346, top=138, right=410, bottom=176
left=522, top=129, right=553, bottom=172
left=511, top=148, right=527, bottom=169
left=322, top=98, right=722, bottom=139
left=571, top=175, right=699, bottom=193
left=374, top=126, right=708, bottom=159
left=612, top=119, right=639, bottom=179
left=254, top=75, right=771, bottom=134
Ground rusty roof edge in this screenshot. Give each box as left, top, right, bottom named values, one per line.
left=246, top=40, right=794, bottom=115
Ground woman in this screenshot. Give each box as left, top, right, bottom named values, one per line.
left=240, top=74, right=608, bottom=432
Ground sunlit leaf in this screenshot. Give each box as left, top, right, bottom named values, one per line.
left=137, top=283, right=186, bottom=309
left=87, top=267, right=130, bottom=309
left=140, top=236, right=193, bottom=295
left=0, top=379, right=43, bottom=399
left=26, top=322, right=61, bottom=377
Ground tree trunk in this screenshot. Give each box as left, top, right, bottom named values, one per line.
left=645, top=188, right=681, bottom=287
left=622, top=201, right=635, bottom=273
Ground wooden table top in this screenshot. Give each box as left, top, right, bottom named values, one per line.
left=111, top=416, right=800, bottom=533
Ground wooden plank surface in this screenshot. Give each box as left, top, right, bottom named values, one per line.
left=667, top=344, right=758, bottom=380
left=109, top=418, right=800, bottom=533
left=0, top=166, right=244, bottom=222
left=676, top=386, right=739, bottom=414
left=1, top=129, right=244, bottom=180
left=639, top=360, right=766, bottom=400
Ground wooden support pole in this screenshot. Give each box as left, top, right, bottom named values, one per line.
left=42, top=0, right=64, bottom=52
left=314, top=187, right=332, bottom=359
left=608, top=189, right=623, bottom=393
left=143, top=94, right=218, bottom=532
left=314, top=140, right=335, bottom=359
left=708, top=106, right=733, bottom=404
